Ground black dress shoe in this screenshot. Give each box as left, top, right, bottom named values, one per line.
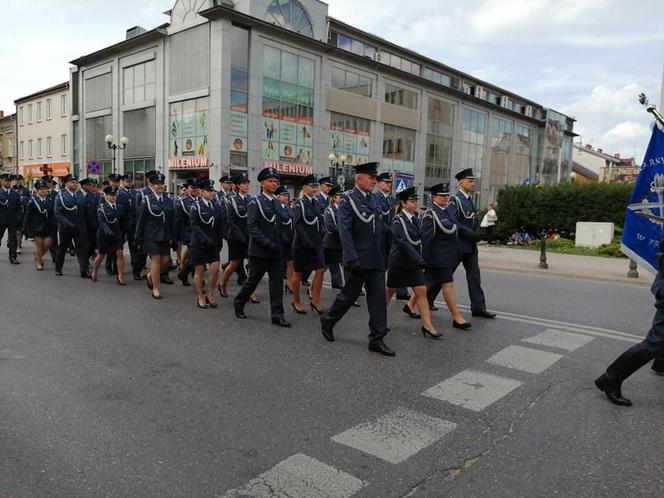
left=368, top=343, right=396, bottom=357
left=402, top=304, right=420, bottom=319
left=9, top=257, right=20, bottom=265
left=133, top=272, right=142, bottom=281
left=160, top=276, right=174, bottom=285
left=351, top=301, right=361, bottom=308
left=452, top=321, right=472, bottom=330
left=594, top=373, right=632, bottom=406
left=80, top=271, right=91, bottom=279
left=429, top=305, right=438, bottom=311
left=272, top=317, right=291, bottom=328
left=55, top=269, right=63, bottom=276
left=472, top=310, right=496, bottom=319
left=651, top=367, right=664, bottom=377
left=177, top=272, right=191, bottom=286
left=396, top=293, right=410, bottom=301
left=320, top=317, right=335, bottom=342
left=234, top=307, right=247, bottom=319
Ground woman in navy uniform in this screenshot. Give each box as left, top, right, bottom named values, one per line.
left=386, top=187, right=441, bottom=339
left=218, top=173, right=256, bottom=301
left=323, top=185, right=344, bottom=289
left=135, top=172, right=176, bottom=299
left=175, top=178, right=200, bottom=286
left=22, top=179, right=56, bottom=270
left=189, top=179, right=225, bottom=309
left=276, top=185, right=295, bottom=290
left=289, top=174, right=327, bottom=314
left=422, top=183, right=470, bottom=330
left=91, top=187, right=126, bottom=285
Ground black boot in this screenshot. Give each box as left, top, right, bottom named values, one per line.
left=652, top=356, right=664, bottom=376
left=595, top=345, right=654, bottom=406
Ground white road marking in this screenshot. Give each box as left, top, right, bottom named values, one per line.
left=486, top=345, right=563, bottom=374
left=523, top=329, right=594, bottom=352
left=421, top=369, right=523, bottom=412
left=222, top=453, right=367, bottom=498
left=331, top=407, right=457, bottom=464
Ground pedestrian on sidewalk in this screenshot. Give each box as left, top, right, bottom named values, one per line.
left=480, top=202, right=497, bottom=244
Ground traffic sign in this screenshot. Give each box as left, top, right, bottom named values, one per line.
left=86, top=160, right=100, bottom=175
left=394, top=178, right=408, bottom=192
left=337, top=175, right=345, bottom=186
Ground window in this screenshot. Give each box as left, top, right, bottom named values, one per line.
left=169, top=24, right=210, bottom=95
left=123, top=60, right=156, bottom=105
left=460, top=107, right=486, bottom=179
left=384, top=84, right=418, bottom=110
left=61, top=94, right=67, bottom=116
left=37, top=138, right=42, bottom=158
left=330, top=66, right=372, bottom=97
left=46, top=98, right=52, bottom=119
left=46, top=136, right=52, bottom=157
left=19, top=141, right=24, bottom=159
left=122, top=158, right=155, bottom=188
left=488, top=116, right=513, bottom=190
left=37, top=101, right=42, bottom=122
left=61, top=134, right=68, bottom=156
left=85, top=73, right=112, bottom=112
left=514, top=124, right=536, bottom=185
left=28, top=104, right=33, bottom=124
left=28, top=139, right=33, bottom=159
left=426, top=98, right=455, bottom=185
left=18, top=106, right=24, bottom=126
left=230, top=25, right=250, bottom=168
left=261, top=47, right=315, bottom=167
left=382, top=124, right=416, bottom=173
left=264, top=0, right=314, bottom=37
left=330, top=112, right=371, bottom=168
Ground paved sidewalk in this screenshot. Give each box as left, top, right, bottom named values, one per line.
left=478, top=245, right=654, bottom=287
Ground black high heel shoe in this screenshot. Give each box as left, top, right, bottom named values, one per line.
left=422, top=326, right=443, bottom=339
left=452, top=320, right=472, bottom=330
left=310, top=301, right=325, bottom=315
left=402, top=304, right=420, bottom=319
left=197, top=299, right=209, bottom=309
left=218, top=283, right=229, bottom=298
left=249, top=295, right=261, bottom=304
left=146, top=275, right=154, bottom=290
left=291, top=302, right=307, bottom=315
left=152, top=290, right=162, bottom=300
left=206, top=297, right=218, bottom=309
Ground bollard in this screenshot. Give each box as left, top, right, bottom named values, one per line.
left=627, top=259, right=639, bottom=278
left=538, top=235, right=549, bottom=269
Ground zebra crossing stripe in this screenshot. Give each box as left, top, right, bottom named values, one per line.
left=522, top=329, right=594, bottom=352
left=486, top=345, right=563, bottom=374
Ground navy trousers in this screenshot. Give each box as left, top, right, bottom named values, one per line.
left=460, top=249, right=486, bottom=313
left=323, top=268, right=388, bottom=347
left=234, top=256, right=285, bottom=320
left=55, top=227, right=89, bottom=273
left=0, top=223, right=17, bottom=259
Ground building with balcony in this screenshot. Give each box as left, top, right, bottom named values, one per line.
left=68, top=0, right=576, bottom=203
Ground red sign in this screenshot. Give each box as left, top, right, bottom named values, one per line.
left=169, top=156, right=209, bottom=170
left=263, top=160, right=313, bottom=176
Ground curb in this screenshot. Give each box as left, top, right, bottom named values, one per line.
left=480, top=264, right=652, bottom=287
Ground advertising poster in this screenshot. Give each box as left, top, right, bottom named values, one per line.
left=280, top=121, right=296, bottom=144
left=280, top=143, right=295, bottom=161
left=296, top=124, right=313, bottom=147
left=230, top=110, right=248, bottom=152
left=262, top=140, right=278, bottom=160
left=168, top=97, right=209, bottom=166
left=262, top=117, right=280, bottom=141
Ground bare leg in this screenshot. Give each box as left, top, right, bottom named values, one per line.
left=407, top=293, right=418, bottom=313
left=219, top=259, right=239, bottom=294
left=43, top=238, right=52, bottom=265
left=207, top=261, right=220, bottom=304
left=33, top=237, right=42, bottom=268
left=310, top=267, right=326, bottom=308
left=116, top=251, right=126, bottom=284
left=442, top=282, right=466, bottom=323
left=91, top=253, right=104, bottom=279
left=289, top=271, right=305, bottom=311
left=194, top=265, right=206, bottom=305
left=386, top=287, right=397, bottom=304
left=149, top=255, right=162, bottom=295
left=414, top=286, right=437, bottom=333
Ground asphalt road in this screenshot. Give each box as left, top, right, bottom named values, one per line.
left=0, top=246, right=662, bottom=497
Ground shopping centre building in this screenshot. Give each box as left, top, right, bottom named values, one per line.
left=68, top=0, right=576, bottom=203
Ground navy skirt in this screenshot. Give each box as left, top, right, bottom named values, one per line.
left=426, top=267, right=455, bottom=285
left=190, top=244, right=220, bottom=266
left=228, top=239, right=247, bottom=260
left=387, top=266, right=426, bottom=288
left=143, top=241, right=171, bottom=256
left=293, top=247, right=325, bottom=274
left=97, top=234, right=124, bottom=255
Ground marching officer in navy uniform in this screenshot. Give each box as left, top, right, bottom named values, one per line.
left=13, top=174, right=30, bottom=255
left=276, top=185, right=295, bottom=289
left=116, top=174, right=137, bottom=278
left=54, top=174, right=90, bottom=277
left=447, top=168, right=495, bottom=319
left=320, top=162, right=395, bottom=357
left=214, top=175, right=234, bottom=204
left=289, top=174, right=327, bottom=315
left=189, top=179, right=225, bottom=309
left=22, top=178, right=56, bottom=270
left=0, top=172, right=22, bottom=264
left=386, top=186, right=442, bottom=339
left=323, top=185, right=344, bottom=289
left=43, top=175, right=60, bottom=263
left=135, top=171, right=176, bottom=300
left=422, top=183, right=470, bottom=330
left=233, top=167, right=290, bottom=327
left=131, top=170, right=158, bottom=280
left=175, top=178, right=200, bottom=286
left=90, top=186, right=127, bottom=285
left=80, top=178, right=100, bottom=260
left=219, top=173, right=254, bottom=298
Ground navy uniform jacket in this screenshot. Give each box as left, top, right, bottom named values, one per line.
left=388, top=212, right=426, bottom=270
left=323, top=204, right=342, bottom=251
left=374, top=191, right=394, bottom=255
left=84, top=192, right=101, bottom=232
left=117, top=186, right=135, bottom=229
left=135, top=195, right=176, bottom=243
left=279, top=203, right=294, bottom=249
left=134, top=187, right=154, bottom=218
left=421, top=204, right=461, bottom=268
left=246, top=194, right=282, bottom=259
left=293, top=196, right=322, bottom=251
left=22, top=195, right=55, bottom=237
left=0, top=187, right=22, bottom=226
left=337, top=187, right=385, bottom=269
left=175, top=194, right=197, bottom=244
left=54, top=189, right=88, bottom=232
left=13, top=185, right=31, bottom=211
left=97, top=202, right=125, bottom=241
left=226, top=193, right=250, bottom=246
left=447, top=190, right=477, bottom=254
left=189, top=199, right=224, bottom=250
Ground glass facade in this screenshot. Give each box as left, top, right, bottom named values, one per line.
left=460, top=107, right=486, bottom=177
left=385, top=84, right=417, bottom=110
left=514, top=124, right=537, bottom=185
left=488, top=116, right=513, bottom=192
left=265, top=0, right=313, bottom=37
left=123, top=158, right=155, bottom=187
left=542, top=109, right=566, bottom=184
left=331, top=66, right=372, bottom=97
left=383, top=124, right=416, bottom=174
left=261, top=45, right=315, bottom=170
left=123, top=60, right=156, bottom=104
left=229, top=25, right=250, bottom=169
left=425, top=97, right=455, bottom=186
left=330, top=112, right=371, bottom=167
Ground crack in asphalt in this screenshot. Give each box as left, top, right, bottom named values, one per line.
left=402, top=383, right=554, bottom=497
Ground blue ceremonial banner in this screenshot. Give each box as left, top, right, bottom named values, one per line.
left=621, top=125, right=664, bottom=274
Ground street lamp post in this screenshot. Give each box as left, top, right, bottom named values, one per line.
left=328, top=153, right=347, bottom=187
left=104, top=135, right=129, bottom=175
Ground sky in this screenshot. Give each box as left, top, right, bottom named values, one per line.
left=1, top=0, right=663, bottom=161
